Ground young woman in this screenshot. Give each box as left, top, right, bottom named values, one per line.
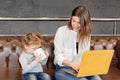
left=54, top=6, right=101, bottom=80
left=19, top=32, right=51, bottom=80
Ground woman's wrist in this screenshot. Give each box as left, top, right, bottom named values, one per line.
left=63, top=59, right=74, bottom=68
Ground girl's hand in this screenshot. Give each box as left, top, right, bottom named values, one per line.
left=34, top=54, right=43, bottom=62
left=44, top=51, right=49, bottom=57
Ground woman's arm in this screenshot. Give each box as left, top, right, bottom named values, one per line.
left=54, top=27, right=65, bottom=66
left=54, top=27, right=79, bottom=72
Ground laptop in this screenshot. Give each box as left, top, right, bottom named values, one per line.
left=62, top=50, right=114, bottom=77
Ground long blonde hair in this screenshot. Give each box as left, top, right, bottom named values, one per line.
left=68, top=6, right=92, bottom=43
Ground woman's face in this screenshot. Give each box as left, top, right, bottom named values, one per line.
left=71, top=16, right=81, bottom=32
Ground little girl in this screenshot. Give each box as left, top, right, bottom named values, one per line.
left=19, top=32, right=51, bottom=80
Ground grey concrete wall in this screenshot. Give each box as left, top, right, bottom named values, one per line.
left=0, top=0, right=120, bottom=35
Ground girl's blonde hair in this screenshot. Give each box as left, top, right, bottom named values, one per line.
left=22, top=32, right=45, bottom=49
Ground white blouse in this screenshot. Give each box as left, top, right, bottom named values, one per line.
left=54, top=25, right=90, bottom=66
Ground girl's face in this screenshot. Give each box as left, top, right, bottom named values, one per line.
left=25, top=44, right=41, bottom=54
left=71, top=16, right=81, bottom=32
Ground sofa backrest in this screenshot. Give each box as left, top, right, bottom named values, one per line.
left=0, top=36, right=119, bottom=69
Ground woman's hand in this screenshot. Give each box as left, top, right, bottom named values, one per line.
left=63, top=59, right=79, bottom=72
left=71, top=63, right=80, bottom=72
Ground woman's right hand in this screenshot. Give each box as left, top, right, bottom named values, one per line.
left=63, top=59, right=79, bottom=72
left=71, top=63, right=80, bottom=72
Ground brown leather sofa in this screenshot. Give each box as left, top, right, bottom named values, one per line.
left=0, top=36, right=120, bottom=80
left=114, top=40, right=120, bottom=69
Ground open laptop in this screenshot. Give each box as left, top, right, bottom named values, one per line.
left=62, top=50, right=114, bottom=77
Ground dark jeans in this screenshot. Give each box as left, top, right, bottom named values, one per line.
left=22, top=72, right=51, bottom=80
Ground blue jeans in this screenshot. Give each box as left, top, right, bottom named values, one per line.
left=54, top=65, right=102, bottom=80
left=22, top=72, right=51, bottom=80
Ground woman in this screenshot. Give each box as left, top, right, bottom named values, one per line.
left=54, top=6, right=101, bottom=80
